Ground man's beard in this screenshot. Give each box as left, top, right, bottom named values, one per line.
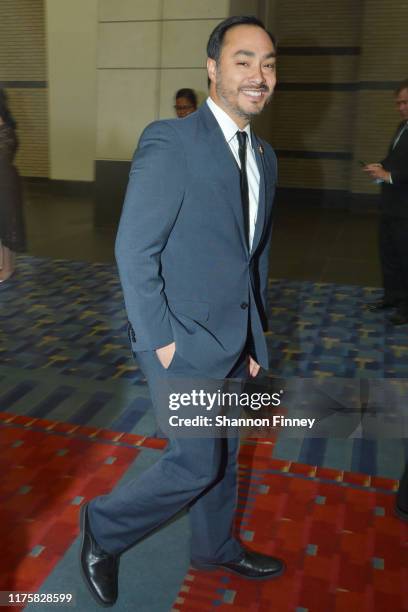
left=215, top=72, right=272, bottom=120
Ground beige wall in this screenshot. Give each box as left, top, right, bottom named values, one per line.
left=94, top=0, right=265, bottom=226
left=2, top=0, right=406, bottom=198
left=46, top=0, right=98, bottom=181
left=96, top=0, right=260, bottom=162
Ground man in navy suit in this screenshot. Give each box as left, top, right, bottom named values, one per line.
left=365, top=80, right=408, bottom=325
left=364, top=81, right=408, bottom=521
left=80, top=15, right=284, bottom=606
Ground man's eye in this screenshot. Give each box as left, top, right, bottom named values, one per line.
left=264, top=64, right=276, bottom=70
left=238, top=62, right=248, bottom=66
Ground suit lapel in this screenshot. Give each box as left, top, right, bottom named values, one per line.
left=199, top=104, right=249, bottom=254
left=389, top=121, right=407, bottom=152
left=251, top=131, right=267, bottom=255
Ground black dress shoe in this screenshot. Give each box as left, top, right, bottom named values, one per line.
left=395, top=505, right=408, bottom=522
left=389, top=311, right=408, bottom=325
left=366, top=300, right=396, bottom=312
left=191, top=548, right=285, bottom=580
left=80, top=503, right=119, bottom=607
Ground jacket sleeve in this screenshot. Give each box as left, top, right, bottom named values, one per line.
left=381, top=130, right=408, bottom=184
left=115, top=121, right=186, bottom=351
left=382, top=156, right=408, bottom=184
left=387, top=163, right=408, bottom=184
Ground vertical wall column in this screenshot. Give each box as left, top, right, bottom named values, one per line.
left=46, top=0, right=98, bottom=182
left=94, top=0, right=261, bottom=227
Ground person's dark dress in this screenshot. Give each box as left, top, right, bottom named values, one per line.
left=0, top=123, right=26, bottom=252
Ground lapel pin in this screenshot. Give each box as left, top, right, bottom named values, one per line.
left=258, top=144, right=264, bottom=155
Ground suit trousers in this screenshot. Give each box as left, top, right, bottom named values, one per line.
left=379, top=214, right=408, bottom=313
left=87, top=345, right=249, bottom=563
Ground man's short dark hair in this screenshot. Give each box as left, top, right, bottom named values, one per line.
left=207, top=15, right=276, bottom=64
left=175, top=88, right=197, bottom=107
left=395, top=80, right=408, bottom=95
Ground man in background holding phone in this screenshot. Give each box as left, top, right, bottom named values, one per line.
left=363, top=79, right=408, bottom=325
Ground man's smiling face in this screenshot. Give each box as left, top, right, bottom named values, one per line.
left=207, top=24, right=276, bottom=127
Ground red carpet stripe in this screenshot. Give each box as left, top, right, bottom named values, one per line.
left=0, top=412, right=406, bottom=611
left=175, top=447, right=406, bottom=611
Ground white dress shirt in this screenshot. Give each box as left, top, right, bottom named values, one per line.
left=206, top=97, right=260, bottom=250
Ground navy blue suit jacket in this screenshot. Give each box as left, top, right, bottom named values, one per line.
left=381, top=122, right=408, bottom=217
left=115, top=102, right=277, bottom=377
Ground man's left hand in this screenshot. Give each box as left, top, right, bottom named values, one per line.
left=364, top=163, right=391, bottom=183
left=249, top=356, right=261, bottom=377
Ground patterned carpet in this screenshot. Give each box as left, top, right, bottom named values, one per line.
left=0, top=413, right=405, bottom=612
left=0, top=255, right=407, bottom=476
left=175, top=442, right=406, bottom=612
left=266, top=279, right=408, bottom=378
left=1, top=256, right=407, bottom=383
left=0, top=412, right=141, bottom=609
left=1, top=255, right=407, bottom=610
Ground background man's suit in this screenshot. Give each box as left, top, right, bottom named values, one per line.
left=87, top=101, right=277, bottom=561
left=379, top=121, right=408, bottom=519
left=378, top=121, right=408, bottom=314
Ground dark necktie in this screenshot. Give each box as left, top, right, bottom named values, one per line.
left=236, top=130, right=250, bottom=249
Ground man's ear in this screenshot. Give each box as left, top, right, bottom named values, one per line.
left=207, top=58, right=217, bottom=86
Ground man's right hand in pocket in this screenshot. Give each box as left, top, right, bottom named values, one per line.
left=156, top=342, right=176, bottom=369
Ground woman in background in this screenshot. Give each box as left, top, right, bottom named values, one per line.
left=174, top=88, right=198, bottom=118
left=0, top=88, right=26, bottom=282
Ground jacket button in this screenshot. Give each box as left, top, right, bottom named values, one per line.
left=240, top=302, right=248, bottom=310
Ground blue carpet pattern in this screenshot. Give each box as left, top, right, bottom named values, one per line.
left=266, top=279, right=408, bottom=378
left=1, top=255, right=407, bottom=477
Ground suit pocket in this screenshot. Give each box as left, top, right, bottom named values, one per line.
left=169, top=300, right=209, bottom=323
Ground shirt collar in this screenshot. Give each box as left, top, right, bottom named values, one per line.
left=206, top=97, right=253, bottom=148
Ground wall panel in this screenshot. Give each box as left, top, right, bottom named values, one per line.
left=267, top=0, right=361, bottom=200
left=0, top=0, right=47, bottom=177
left=99, top=0, right=162, bottom=22
left=271, top=91, right=356, bottom=152
left=161, top=19, right=218, bottom=68
left=163, top=0, right=231, bottom=19
left=98, top=22, right=162, bottom=68
left=96, top=70, right=159, bottom=160
left=278, top=158, right=350, bottom=191
left=276, top=0, right=363, bottom=46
